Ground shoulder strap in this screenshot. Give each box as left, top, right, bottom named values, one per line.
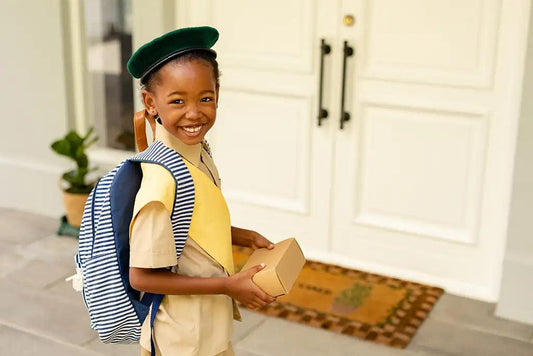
left=134, top=110, right=156, bottom=152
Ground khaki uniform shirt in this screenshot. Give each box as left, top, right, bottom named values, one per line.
left=129, top=124, right=239, bottom=356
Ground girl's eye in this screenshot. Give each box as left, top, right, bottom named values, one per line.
left=171, top=99, right=184, bottom=104
left=201, top=97, right=214, bottom=103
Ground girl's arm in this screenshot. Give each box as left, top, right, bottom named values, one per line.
left=231, top=226, right=274, bottom=250
left=130, top=264, right=276, bottom=309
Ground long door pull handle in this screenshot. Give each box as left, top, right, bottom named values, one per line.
left=317, top=39, right=331, bottom=126
left=340, top=40, right=354, bottom=130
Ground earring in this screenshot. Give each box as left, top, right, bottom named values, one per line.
left=154, top=114, right=162, bottom=124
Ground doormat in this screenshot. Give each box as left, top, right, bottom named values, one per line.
left=233, top=246, right=444, bottom=349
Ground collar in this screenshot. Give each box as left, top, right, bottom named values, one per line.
left=155, top=123, right=202, bottom=167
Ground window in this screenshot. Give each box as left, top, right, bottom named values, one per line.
left=84, top=0, right=135, bottom=151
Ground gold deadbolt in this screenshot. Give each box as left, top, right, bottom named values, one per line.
left=343, top=14, right=355, bottom=27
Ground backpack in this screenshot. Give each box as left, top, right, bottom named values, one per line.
left=70, top=137, right=196, bottom=347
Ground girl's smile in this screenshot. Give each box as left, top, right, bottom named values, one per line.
left=182, top=125, right=202, bottom=133
left=180, top=123, right=206, bottom=137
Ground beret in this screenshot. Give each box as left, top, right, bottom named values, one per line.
left=127, top=26, right=219, bottom=80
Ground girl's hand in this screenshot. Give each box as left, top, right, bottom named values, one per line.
left=231, top=227, right=275, bottom=250
left=249, top=231, right=275, bottom=250
left=225, top=264, right=276, bottom=309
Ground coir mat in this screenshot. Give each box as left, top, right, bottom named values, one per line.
left=233, top=246, right=444, bottom=349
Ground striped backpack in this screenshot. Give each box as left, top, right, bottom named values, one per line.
left=70, top=118, right=197, bottom=348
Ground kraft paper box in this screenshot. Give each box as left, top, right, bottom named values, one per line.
left=241, top=238, right=306, bottom=297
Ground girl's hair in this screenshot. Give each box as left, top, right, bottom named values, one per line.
left=140, top=50, right=220, bottom=91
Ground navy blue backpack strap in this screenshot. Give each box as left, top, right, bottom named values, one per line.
left=150, top=294, right=164, bottom=356
left=110, top=161, right=150, bottom=320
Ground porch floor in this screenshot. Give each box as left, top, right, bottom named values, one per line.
left=1, top=208, right=532, bottom=356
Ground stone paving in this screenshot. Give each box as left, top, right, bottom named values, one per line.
left=1, top=208, right=533, bottom=355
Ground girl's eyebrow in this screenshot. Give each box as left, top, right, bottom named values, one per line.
left=167, top=90, right=215, bottom=97
left=167, top=91, right=186, bottom=97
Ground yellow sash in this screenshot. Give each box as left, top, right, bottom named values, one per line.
left=183, top=160, right=235, bottom=275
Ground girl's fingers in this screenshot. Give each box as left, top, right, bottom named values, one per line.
left=248, top=302, right=260, bottom=310
left=262, top=237, right=274, bottom=248
left=246, top=294, right=275, bottom=309
left=255, top=295, right=273, bottom=308
left=255, top=290, right=276, bottom=304
left=252, top=233, right=275, bottom=249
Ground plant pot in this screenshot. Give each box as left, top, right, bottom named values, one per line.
left=62, top=190, right=89, bottom=228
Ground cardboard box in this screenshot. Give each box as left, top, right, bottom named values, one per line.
left=240, top=238, right=306, bottom=297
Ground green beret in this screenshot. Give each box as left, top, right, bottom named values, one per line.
left=127, top=26, right=219, bottom=80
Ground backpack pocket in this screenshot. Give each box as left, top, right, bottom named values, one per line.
left=82, top=251, right=141, bottom=342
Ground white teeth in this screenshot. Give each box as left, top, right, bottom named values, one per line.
left=182, top=125, right=202, bottom=133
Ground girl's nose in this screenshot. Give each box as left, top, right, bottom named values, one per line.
left=185, top=105, right=200, bottom=119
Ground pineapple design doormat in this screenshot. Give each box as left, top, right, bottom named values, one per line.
left=233, top=247, right=444, bottom=349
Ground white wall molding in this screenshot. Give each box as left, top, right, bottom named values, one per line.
left=0, top=156, right=66, bottom=218
left=496, top=0, right=533, bottom=324
left=496, top=255, right=533, bottom=324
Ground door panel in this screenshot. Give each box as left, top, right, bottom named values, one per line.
left=210, top=0, right=315, bottom=73
left=361, top=0, right=501, bottom=88
left=354, top=104, right=488, bottom=244
left=215, top=91, right=312, bottom=215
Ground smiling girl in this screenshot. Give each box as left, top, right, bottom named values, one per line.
left=126, top=27, right=276, bottom=356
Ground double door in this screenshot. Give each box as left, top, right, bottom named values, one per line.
left=176, top=0, right=530, bottom=300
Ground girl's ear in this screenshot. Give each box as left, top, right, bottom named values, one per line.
left=215, top=84, right=220, bottom=107
left=142, top=90, right=157, bottom=116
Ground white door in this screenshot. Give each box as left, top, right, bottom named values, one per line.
left=176, top=0, right=339, bottom=253
left=176, top=0, right=530, bottom=300
left=330, top=0, right=530, bottom=300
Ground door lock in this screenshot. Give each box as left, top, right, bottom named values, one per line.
left=343, top=14, right=355, bottom=27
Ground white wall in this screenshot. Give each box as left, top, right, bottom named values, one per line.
left=496, top=1, right=533, bottom=324
left=0, top=0, right=70, bottom=217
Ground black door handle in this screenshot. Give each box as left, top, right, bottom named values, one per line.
left=317, top=39, right=331, bottom=126
left=340, top=40, right=354, bottom=130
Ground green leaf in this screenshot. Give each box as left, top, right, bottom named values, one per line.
left=62, top=170, right=79, bottom=185
left=63, top=168, right=87, bottom=185
left=78, top=167, right=89, bottom=179
left=75, top=146, right=88, bottom=168
left=84, top=136, right=99, bottom=149
left=65, top=131, right=83, bottom=157
left=82, top=127, right=94, bottom=142
left=51, top=140, right=72, bottom=158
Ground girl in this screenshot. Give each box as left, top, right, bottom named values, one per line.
left=127, top=26, right=276, bottom=356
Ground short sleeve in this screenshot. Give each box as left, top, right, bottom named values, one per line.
left=130, top=201, right=177, bottom=268
left=129, top=162, right=175, bottom=236
left=129, top=162, right=178, bottom=268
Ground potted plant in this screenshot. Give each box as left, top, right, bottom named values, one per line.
left=51, top=127, right=98, bottom=228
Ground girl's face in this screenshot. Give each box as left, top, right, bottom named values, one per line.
left=142, top=59, right=218, bottom=145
